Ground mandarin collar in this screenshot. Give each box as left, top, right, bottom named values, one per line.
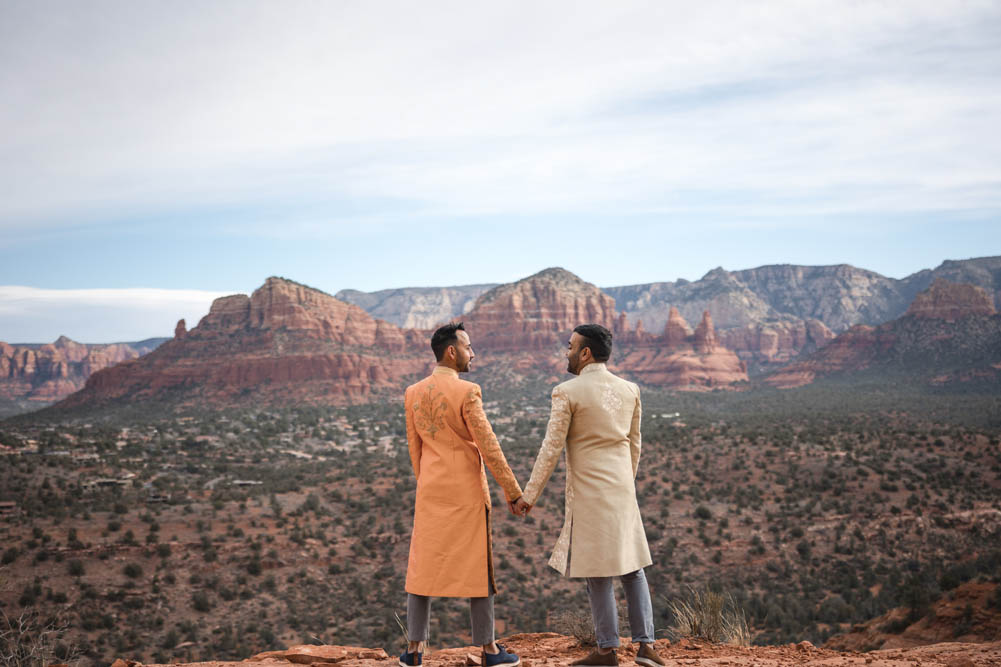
left=432, top=366, right=459, bottom=378
left=579, top=362, right=607, bottom=376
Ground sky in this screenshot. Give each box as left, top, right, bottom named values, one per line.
left=1, top=1, right=1000, bottom=342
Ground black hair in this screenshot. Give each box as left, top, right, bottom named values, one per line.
left=431, top=322, right=466, bottom=361
left=573, top=323, right=612, bottom=362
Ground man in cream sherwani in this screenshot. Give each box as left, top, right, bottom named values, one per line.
left=514, top=324, right=664, bottom=667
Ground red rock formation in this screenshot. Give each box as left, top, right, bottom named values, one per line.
left=0, top=336, right=145, bottom=404
left=718, top=319, right=836, bottom=365
left=460, top=268, right=619, bottom=353
left=662, top=307, right=691, bottom=347
left=766, top=280, right=1001, bottom=388
left=456, top=269, right=747, bottom=389
left=616, top=309, right=748, bottom=389
left=174, top=319, right=187, bottom=339
left=55, top=277, right=429, bottom=411
left=693, top=311, right=717, bottom=353
left=904, top=278, right=995, bottom=320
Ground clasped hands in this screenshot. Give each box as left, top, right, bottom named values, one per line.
left=508, top=496, right=532, bottom=517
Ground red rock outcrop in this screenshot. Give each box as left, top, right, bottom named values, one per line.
left=764, top=324, right=896, bottom=388
left=825, top=581, right=1001, bottom=652
left=459, top=268, right=618, bottom=353
left=904, top=278, right=996, bottom=320
left=718, top=319, right=836, bottom=365
left=125, top=632, right=1001, bottom=667
left=456, top=269, right=747, bottom=389
left=693, top=310, right=717, bottom=353
left=0, top=336, right=147, bottom=404
left=766, top=281, right=1001, bottom=389
left=662, top=307, right=691, bottom=347
left=54, top=278, right=429, bottom=411
left=616, top=309, right=748, bottom=389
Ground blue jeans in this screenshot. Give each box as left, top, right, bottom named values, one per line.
left=586, top=569, right=655, bottom=648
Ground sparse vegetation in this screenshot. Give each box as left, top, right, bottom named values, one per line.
left=665, top=587, right=751, bottom=645
left=0, top=380, right=999, bottom=661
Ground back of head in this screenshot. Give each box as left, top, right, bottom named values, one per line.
left=573, top=323, right=613, bottom=362
left=431, top=322, right=465, bottom=361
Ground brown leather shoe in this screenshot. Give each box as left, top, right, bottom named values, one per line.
left=570, top=649, right=618, bottom=666
left=634, top=643, right=664, bottom=667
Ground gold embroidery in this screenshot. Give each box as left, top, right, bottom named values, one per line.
left=522, top=387, right=575, bottom=574
left=413, top=383, right=447, bottom=438
left=600, top=381, right=623, bottom=415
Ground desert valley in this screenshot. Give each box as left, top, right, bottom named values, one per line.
left=2, top=257, right=1001, bottom=666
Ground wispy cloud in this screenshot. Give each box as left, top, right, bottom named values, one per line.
left=0, top=286, right=234, bottom=343
left=1, top=0, right=999, bottom=235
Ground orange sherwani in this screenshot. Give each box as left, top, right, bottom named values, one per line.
left=404, top=366, right=522, bottom=598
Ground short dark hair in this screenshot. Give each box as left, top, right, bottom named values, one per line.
left=431, top=322, right=465, bottom=361
left=573, top=323, right=612, bottom=362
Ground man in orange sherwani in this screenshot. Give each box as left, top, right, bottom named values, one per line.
left=401, top=322, right=524, bottom=667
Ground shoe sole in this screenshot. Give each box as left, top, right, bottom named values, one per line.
left=635, top=657, right=662, bottom=667
left=485, top=659, right=520, bottom=667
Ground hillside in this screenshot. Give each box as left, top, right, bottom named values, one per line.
left=766, top=280, right=1001, bottom=389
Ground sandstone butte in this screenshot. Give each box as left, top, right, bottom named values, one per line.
left=49, top=271, right=752, bottom=412
left=765, top=280, right=999, bottom=389
left=0, top=335, right=144, bottom=403
left=108, top=632, right=999, bottom=667
left=614, top=308, right=749, bottom=389
left=54, top=277, right=431, bottom=410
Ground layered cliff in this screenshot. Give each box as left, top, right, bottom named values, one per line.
left=53, top=278, right=429, bottom=411
left=766, top=280, right=1001, bottom=388
left=0, top=336, right=161, bottom=405
left=335, top=284, right=496, bottom=329
left=603, top=256, right=1000, bottom=370
left=456, top=268, right=748, bottom=389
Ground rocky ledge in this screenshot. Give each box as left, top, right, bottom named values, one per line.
left=114, top=632, right=999, bottom=667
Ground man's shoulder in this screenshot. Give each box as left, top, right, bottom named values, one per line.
left=456, top=377, right=481, bottom=395
left=573, top=366, right=639, bottom=395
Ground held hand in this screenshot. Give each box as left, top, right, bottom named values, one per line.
left=512, top=497, right=533, bottom=517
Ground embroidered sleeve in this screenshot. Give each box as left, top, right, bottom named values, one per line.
left=522, top=387, right=572, bottom=506
left=463, top=386, right=523, bottom=503
left=628, top=386, right=641, bottom=478
left=405, top=389, right=422, bottom=480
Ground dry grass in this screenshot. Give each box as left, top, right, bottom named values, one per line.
left=552, top=607, right=631, bottom=647
left=664, top=587, right=751, bottom=646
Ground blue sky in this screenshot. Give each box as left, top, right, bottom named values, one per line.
left=1, top=1, right=1000, bottom=342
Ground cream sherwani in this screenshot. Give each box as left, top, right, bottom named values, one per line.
left=522, top=362, right=652, bottom=578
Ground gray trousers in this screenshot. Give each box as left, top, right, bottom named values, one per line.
left=585, top=569, right=656, bottom=648
left=407, top=593, right=495, bottom=646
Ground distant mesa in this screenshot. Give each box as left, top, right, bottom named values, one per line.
left=0, top=336, right=162, bottom=408
left=18, top=258, right=1001, bottom=416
